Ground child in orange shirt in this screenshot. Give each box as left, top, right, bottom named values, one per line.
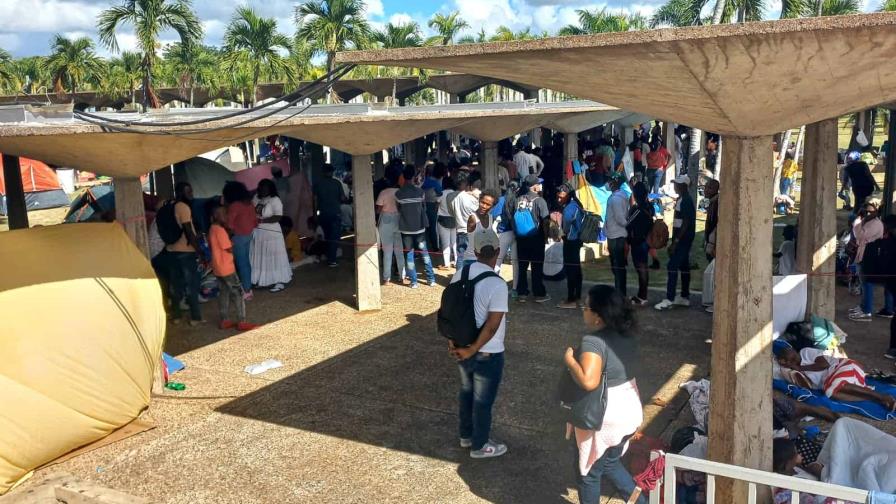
left=210, top=206, right=258, bottom=331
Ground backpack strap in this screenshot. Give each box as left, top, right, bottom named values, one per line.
left=463, top=268, right=499, bottom=296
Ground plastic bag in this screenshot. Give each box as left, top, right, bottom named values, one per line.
left=856, top=130, right=869, bottom=147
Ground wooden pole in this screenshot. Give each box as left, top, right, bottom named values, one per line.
left=563, top=133, right=579, bottom=176
left=1, top=154, right=29, bottom=229
left=481, top=141, right=499, bottom=191
left=706, top=135, right=774, bottom=504
left=114, top=177, right=149, bottom=258
left=796, top=119, right=838, bottom=320
left=352, top=154, right=381, bottom=311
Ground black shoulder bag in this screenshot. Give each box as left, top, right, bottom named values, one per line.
left=557, top=334, right=609, bottom=430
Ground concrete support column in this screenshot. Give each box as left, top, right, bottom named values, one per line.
left=448, top=94, right=462, bottom=150
left=706, top=135, right=774, bottom=504
left=437, top=131, right=450, bottom=163
left=114, top=177, right=149, bottom=258
left=414, top=137, right=428, bottom=167
left=797, top=119, right=838, bottom=320
left=883, top=108, right=896, bottom=216
left=563, top=133, right=579, bottom=174
left=1, top=154, right=29, bottom=229
left=373, top=151, right=385, bottom=181
left=308, top=142, right=324, bottom=185
left=155, top=166, right=174, bottom=200
left=352, top=154, right=381, bottom=312
left=623, top=127, right=635, bottom=145
left=481, top=141, right=499, bottom=191
left=403, top=140, right=416, bottom=165
left=664, top=122, right=678, bottom=187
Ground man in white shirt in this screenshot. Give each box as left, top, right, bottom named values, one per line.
left=605, top=172, right=630, bottom=296
left=451, top=175, right=481, bottom=259
left=449, top=228, right=509, bottom=459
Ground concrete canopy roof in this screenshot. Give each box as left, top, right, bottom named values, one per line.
left=0, top=101, right=608, bottom=177
left=448, top=101, right=611, bottom=141
left=337, top=14, right=896, bottom=137
left=546, top=109, right=632, bottom=134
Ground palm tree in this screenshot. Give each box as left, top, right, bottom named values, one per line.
left=284, top=38, right=322, bottom=89
left=457, top=27, right=487, bottom=45
left=559, top=8, right=647, bottom=35
left=46, top=35, right=105, bottom=95
left=881, top=0, right=896, bottom=9
left=223, top=7, right=291, bottom=106
left=0, top=49, right=16, bottom=94
left=11, top=56, right=50, bottom=94
left=102, top=51, right=142, bottom=106
left=372, top=22, right=424, bottom=101
left=427, top=11, right=469, bottom=45
left=489, top=26, right=535, bottom=42
left=98, top=0, right=202, bottom=109
left=164, top=43, right=220, bottom=107
left=295, top=0, right=371, bottom=78
left=802, top=0, right=860, bottom=15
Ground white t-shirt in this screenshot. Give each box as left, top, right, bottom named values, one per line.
left=451, top=262, right=509, bottom=354
left=438, top=189, right=456, bottom=217
left=254, top=196, right=283, bottom=233
left=799, top=347, right=837, bottom=389
left=452, top=191, right=479, bottom=232
left=462, top=216, right=494, bottom=262
left=777, top=240, right=796, bottom=276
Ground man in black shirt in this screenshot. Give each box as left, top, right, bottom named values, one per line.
left=843, top=152, right=879, bottom=214
left=313, top=163, right=347, bottom=267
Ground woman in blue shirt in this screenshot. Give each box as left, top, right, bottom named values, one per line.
left=558, top=183, right=585, bottom=309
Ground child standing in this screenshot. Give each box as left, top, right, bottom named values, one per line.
left=210, top=206, right=258, bottom=331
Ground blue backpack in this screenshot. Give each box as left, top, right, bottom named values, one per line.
left=514, top=204, right=538, bottom=237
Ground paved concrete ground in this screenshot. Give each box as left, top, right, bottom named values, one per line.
left=13, top=253, right=896, bottom=503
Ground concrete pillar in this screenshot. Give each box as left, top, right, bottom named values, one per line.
left=481, top=141, right=499, bottom=191
left=155, top=166, right=174, bottom=200
left=797, top=119, right=838, bottom=320
left=437, top=131, right=450, bottom=163
left=413, top=137, right=428, bottom=167
left=114, top=177, right=149, bottom=258
left=403, top=140, right=416, bottom=165
left=883, top=108, right=896, bottom=216
left=448, top=94, right=462, bottom=150
left=623, top=127, right=635, bottom=145
left=308, top=142, right=324, bottom=185
left=563, top=133, right=579, bottom=174
left=706, top=135, right=774, bottom=504
left=352, top=154, right=381, bottom=311
left=1, top=154, right=29, bottom=229
left=664, top=122, right=678, bottom=187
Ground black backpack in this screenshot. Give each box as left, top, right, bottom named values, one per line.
left=156, top=201, right=184, bottom=245
left=437, top=264, right=499, bottom=347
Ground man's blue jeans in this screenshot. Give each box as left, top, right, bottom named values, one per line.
left=232, top=234, right=253, bottom=291
left=666, top=239, right=693, bottom=301
left=319, top=213, right=342, bottom=264
left=458, top=352, right=504, bottom=451
left=780, top=177, right=793, bottom=196
left=861, top=264, right=895, bottom=314
left=576, top=437, right=646, bottom=504
left=402, top=232, right=435, bottom=285
left=170, top=251, right=202, bottom=321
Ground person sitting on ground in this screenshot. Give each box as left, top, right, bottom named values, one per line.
left=280, top=216, right=303, bottom=268
left=304, top=216, right=328, bottom=263
left=776, top=346, right=896, bottom=411
left=209, top=206, right=258, bottom=332
left=774, top=225, right=797, bottom=276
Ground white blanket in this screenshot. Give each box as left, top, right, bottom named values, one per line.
left=819, top=418, right=896, bottom=493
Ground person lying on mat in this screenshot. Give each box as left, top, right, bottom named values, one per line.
left=777, top=347, right=896, bottom=412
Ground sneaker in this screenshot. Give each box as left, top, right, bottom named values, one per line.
left=381, top=279, right=391, bottom=286
left=470, top=440, right=508, bottom=459
left=849, top=312, right=872, bottom=322
left=188, top=319, right=207, bottom=327
left=219, top=320, right=236, bottom=330
left=876, top=310, right=895, bottom=319
left=849, top=306, right=864, bottom=314
left=516, top=296, right=527, bottom=303
left=410, top=283, right=419, bottom=289
left=655, top=299, right=675, bottom=311
left=269, top=283, right=285, bottom=293
left=557, top=301, right=578, bottom=309
left=428, top=280, right=437, bottom=287
left=237, top=321, right=259, bottom=331
left=673, top=296, right=691, bottom=307
left=884, top=349, right=896, bottom=360
left=198, top=294, right=209, bottom=304
left=242, top=290, right=254, bottom=302
left=459, top=437, right=472, bottom=449
left=705, top=305, right=714, bottom=314
left=631, top=296, right=648, bottom=306
left=170, top=318, right=182, bottom=326
left=328, top=262, right=339, bottom=268
left=534, top=295, right=551, bottom=304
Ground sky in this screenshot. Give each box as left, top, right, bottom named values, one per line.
left=0, top=0, right=879, bottom=58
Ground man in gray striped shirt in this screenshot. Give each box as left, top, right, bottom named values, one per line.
left=396, top=164, right=436, bottom=288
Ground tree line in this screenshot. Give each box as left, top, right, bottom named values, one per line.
left=0, top=0, right=891, bottom=108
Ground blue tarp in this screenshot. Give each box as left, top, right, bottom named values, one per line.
left=773, top=378, right=896, bottom=422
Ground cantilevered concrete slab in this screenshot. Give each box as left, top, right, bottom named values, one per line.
left=447, top=101, right=609, bottom=141
left=0, top=101, right=608, bottom=177
left=338, top=13, right=896, bottom=136
left=546, top=108, right=630, bottom=134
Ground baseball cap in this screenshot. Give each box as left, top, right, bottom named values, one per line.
left=523, top=174, right=543, bottom=186
left=608, top=171, right=627, bottom=184
left=556, top=182, right=574, bottom=194
left=473, top=228, right=500, bottom=254
left=673, top=174, right=691, bottom=185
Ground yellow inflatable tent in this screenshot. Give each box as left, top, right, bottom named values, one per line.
left=0, top=223, right=165, bottom=494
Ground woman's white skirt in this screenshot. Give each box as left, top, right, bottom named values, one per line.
left=250, top=225, right=293, bottom=287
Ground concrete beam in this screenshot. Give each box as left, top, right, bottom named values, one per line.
left=352, top=155, right=381, bottom=311
left=481, top=141, right=499, bottom=190
left=113, top=177, right=149, bottom=258
left=796, top=119, right=838, bottom=320
left=706, top=135, right=774, bottom=504
left=1, top=154, right=29, bottom=229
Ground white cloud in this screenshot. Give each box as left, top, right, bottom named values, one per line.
left=365, top=0, right=385, bottom=18
left=0, top=0, right=103, bottom=32
left=388, top=13, right=415, bottom=26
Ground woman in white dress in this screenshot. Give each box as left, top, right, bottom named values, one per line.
left=251, top=179, right=292, bottom=292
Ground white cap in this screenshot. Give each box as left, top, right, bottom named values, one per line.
left=473, top=228, right=500, bottom=253
left=673, top=174, right=691, bottom=185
